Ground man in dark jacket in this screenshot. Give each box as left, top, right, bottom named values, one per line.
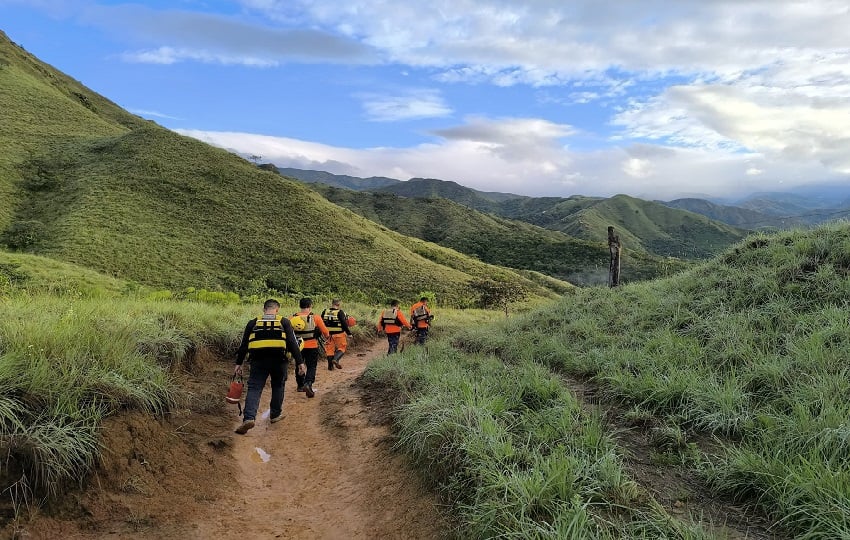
left=233, top=298, right=305, bottom=434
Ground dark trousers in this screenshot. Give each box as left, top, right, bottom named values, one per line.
left=243, top=357, right=287, bottom=421
left=386, top=333, right=400, bottom=354
left=415, top=327, right=429, bottom=344
left=296, top=347, right=320, bottom=387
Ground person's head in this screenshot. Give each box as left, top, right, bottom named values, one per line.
left=331, top=298, right=341, bottom=308
left=420, top=297, right=428, bottom=303
left=389, top=299, right=399, bottom=307
left=263, top=298, right=281, bottom=314
left=299, top=297, right=313, bottom=310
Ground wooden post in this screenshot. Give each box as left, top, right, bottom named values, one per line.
left=608, top=226, right=621, bottom=287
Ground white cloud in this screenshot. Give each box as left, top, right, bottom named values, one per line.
left=358, top=90, right=453, bottom=122
left=128, top=108, right=183, bottom=120
left=120, top=46, right=278, bottom=66
left=21, top=0, right=850, bottom=196
left=176, top=116, right=846, bottom=200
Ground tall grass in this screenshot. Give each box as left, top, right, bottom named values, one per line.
left=0, top=293, right=248, bottom=509
left=453, top=222, right=850, bottom=537
left=364, top=343, right=716, bottom=538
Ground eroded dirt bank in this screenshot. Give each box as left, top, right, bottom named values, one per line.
left=9, top=343, right=450, bottom=539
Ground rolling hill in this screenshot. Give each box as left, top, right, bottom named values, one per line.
left=280, top=169, right=750, bottom=259
left=306, top=183, right=689, bottom=285
left=0, top=31, right=568, bottom=305
left=661, top=197, right=806, bottom=229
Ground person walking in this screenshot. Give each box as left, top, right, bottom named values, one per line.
left=290, top=297, right=330, bottom=398
left=377, top=299, right=411, bottom=355
left=233, top=298, right=305, bottom=435
left=409, top=296, right=433, bottom=345
left=321, top=298, right=354, bottom=370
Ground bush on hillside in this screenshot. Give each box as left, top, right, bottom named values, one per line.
left=2, top=220, right=45, bottom=250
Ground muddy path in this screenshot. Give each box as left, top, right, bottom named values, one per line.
left=10, top=343, right=450, bottom=540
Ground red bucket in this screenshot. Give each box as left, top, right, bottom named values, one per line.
left=226, top=377, right=244, bottom=404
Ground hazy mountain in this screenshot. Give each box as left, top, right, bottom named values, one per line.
left=379, top=177, right=526, bottom=205
left=661, top=198, right=806, bottom=229
left=733, top=192, right=850, bottom=224
left=273, top=166, right=401, bottom=190
left=280, top=171, right=749, bottom=260
left=0, top=31, right=568, bottom=302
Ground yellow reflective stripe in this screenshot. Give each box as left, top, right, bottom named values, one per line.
left=248, top=339, right=287, bottom=349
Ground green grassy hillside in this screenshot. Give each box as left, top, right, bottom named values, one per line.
left=499, top=193, right=749, bottom=257
left=0, top=32, right=145, bottom=233
left=310, top=184, right=689, bottom=285
left=0, top=249, right=133, bottom=297
left=307, top=173, right=750, bottom=259
left=368, top=221, right=850, bottom=537
left=662, top=197, right=806, bottom=229
left=0, top=31, right=566, bottom=304
left=555, top=194, right=751, bottom=258
left=381, top=176, right=523, bottom=205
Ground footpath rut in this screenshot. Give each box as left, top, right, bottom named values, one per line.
left=13, top=343, right=450, bottom=540
left=176, top=343, right=449, bottom=539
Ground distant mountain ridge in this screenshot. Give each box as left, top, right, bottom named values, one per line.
left=274, top=167, right=401, bottom=191
left=278, top=168, right=749, bottom=259
left=661, top=198, right=807, bottom=229
left=302, top=183, right=690, bottom=285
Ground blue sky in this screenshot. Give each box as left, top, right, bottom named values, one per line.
left=3, top=0, right=850, bottom=199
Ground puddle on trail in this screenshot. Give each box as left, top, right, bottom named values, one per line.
left=251, top=447, right=271, bottom=463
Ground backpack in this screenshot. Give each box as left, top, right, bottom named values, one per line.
left=247, top=315, right=287, bottom=350
left=412, top=304, right=429, bottom=323
left=381, top=308, right=400, bottom=326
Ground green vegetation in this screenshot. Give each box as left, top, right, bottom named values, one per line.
left=0, top=260, right=383, bottom=514
left=0, top=295, right=233, bottom=508
left=365, top=343, right=717, bottom=538
left=0, top=32, right=567, bottom=305
left=373, top=178, right=749, bottom=259
left=431, top=221, right=850, bottom=537
left=501, top=194, right=750, bottom=259
left=310, top=184, right=689, bottom=285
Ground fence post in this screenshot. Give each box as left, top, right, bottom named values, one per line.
left=608, top=226, right=621, bottom=287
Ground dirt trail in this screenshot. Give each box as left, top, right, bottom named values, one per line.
left=172, top=343, right=449, bottom=540
left=192, top=344, right=447, bottom=539
left=12, top=343, right=449, bottom=540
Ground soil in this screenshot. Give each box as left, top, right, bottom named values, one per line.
left=6, top=343, right=451, bottom=540
left=4, top=340, right=786, bottom=539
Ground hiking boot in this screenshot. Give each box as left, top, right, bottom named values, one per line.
left=297, top=385, right=306, bottom=392
left=327, top=360, right=334, bottom=371
left=234, top=419, right=255, bottom=434
left=305, top=384, right=315, bottom=398
left=333, top=359, right=342, bottom=369
left=270, top=414, right=283, bottom=424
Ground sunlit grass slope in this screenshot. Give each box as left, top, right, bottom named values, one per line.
left=450, top=221, right=850, bottom=537
left=0, top=31, right=143, bottom=233
left=365, top=222, right=850, bottom=537
left=372, top=177, right=749, bottom=260
left=0, top=31, right=566, bottom=304
left=310, top=184, right=690, bottom=285
left=503, top=194, right=750, bottom=258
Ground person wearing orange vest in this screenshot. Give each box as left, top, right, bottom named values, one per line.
left=233, top=298, right=306, bottom=434
left=376, top=299, right=411, bottom=355
left=290, top=297, right=330, bottom=398
left=409, top=297, right=432, bottom=345
left=321, top=298, right=354, bottom=370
